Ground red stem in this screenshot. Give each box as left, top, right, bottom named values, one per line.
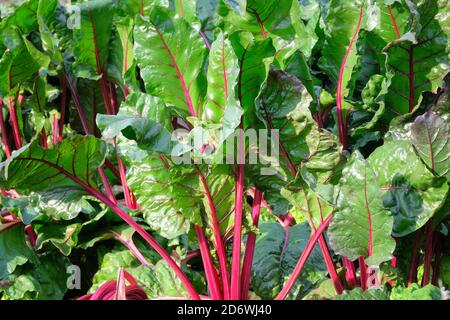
left=240, top=189, right=262, bottom=300
left=359, top=256, right=368, bottom=290
left=387, top=5, right=401, bottom=39
left=111, top=230, right=152, bottom=267
left=343, top=257, right=358, bottom=288
left=109, top=82, right=118, bottom=115
left=230, top=128, right=245, bottom=300
left=195, top=225, right=222, bottom=300
left=431, top=232, right=442, bottom=286
left=196, top=166, right=230, bottom=299
left=64, top=72, right=117, bottom=204
left=0, top=99, right=12, bottom=157
left=336, top=5, right=363, bottom=149
left=52, top=114, right=59, bottom=145
left=8, top=96, right=22, bottom=149
left=40, top=127, right=48, bottom=148
left=407, top=228, right=423, bottom=286
left=275, top=214, right=333, bottom=300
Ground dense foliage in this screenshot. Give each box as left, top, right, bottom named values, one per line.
left=0, top=0, right=449, bottom=300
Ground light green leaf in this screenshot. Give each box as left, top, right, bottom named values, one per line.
left=134, top=6, right=207, bottom=116
left=368, top=140, right=448, bottom=236
left=328, top=151, right=396, bottom=266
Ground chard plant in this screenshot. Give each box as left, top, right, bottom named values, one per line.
left=0, top=0, right=449, bottom=301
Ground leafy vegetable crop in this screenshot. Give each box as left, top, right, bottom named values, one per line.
left=0, top=0, right=449, bottom=301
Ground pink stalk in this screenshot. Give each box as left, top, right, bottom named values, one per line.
left=407, top=229, right=423, bottom=286
left=359, top=256, right=368, bottom=290
left=275, top=214, right=333, bottom=300
left=240, top=189, right=262, bottom=300
left=196, top=166, right=230, bottom=299
left=387, top=5, right=401, bottom=40
left=52, top=114, right=59, bottom=145
left=8, top=95, right=22, bottom=149
left=195, top=225, right=222, bottom=300
left=109, top=80, right=137, bottom=210
left=336, top=5, right=363, bottom=149
left=0, top=99, right=12, bottom=157
left=65, top=73, right=117, bottom=204
left=109, top=83, right=118, bottom=115
left=40, top=127, right=48, bottom=148
left=111, top=230, right=152, bottom=267
left=343, top=257, right=358, bottom=288
left=230, top=125, right=245, bottom=299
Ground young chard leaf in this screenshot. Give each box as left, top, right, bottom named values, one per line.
left=134, top=6, right=207, bottom=117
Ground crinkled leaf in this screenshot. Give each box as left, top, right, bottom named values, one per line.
left=97, top=92, right=172, bottom=154
left=0, top=136, right=107, bottom=219
left=127, top=155, right=202, bottom=239
left=368, top=140, right=448, bottom=236
left=328, top=151, right=396, bottom=266
left=391, top=284, right=443, bottom=300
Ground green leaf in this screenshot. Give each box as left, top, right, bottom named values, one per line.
left=332, top=287, right=388, bottom=300
left=251, top=222, right=327, bottom=299
left=1, top=253, right=69, bottom=300
left=134, top=6, right=207, bottom=116
left=383, top=0, right=449, bottom=115
left=203, top=32, right=242, bottom=130
left=218, top=0, right=297, bottom=40
left=0, top=136, right=107, bottom=218
left=281, top=175, right=334, bottom=229
left=72, top=0, right=115, bottom=79
left=328, top=151, right=396, bottom=266
left=391, top=284, right=443, bottom=300
left=1, top=196, right=40, bottom=224
left=0, top=226, right=32, bottom=279
left=255, top=69, right=343, bottom=181
left=411, top=111, right=450, bottom=178
left=368, top=140, right=449, bottom=236
left=97, top=92, right=172, bottom=154
left=199, top=165, right=235, bottom=235
left=440, top=255, right=450, bottom=287
left=34, top=222, right=82, bottom=256
left=256, top=69, right=314, bottom=174
left=108, top=16, right=134, bottom=89
left=0, top=44, right=41, bottom=97
left=318, top=0, right=364, bottom=88
left=231, top=36, right=275, bottom=126
left=127, top=155, right=202, bottom=239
